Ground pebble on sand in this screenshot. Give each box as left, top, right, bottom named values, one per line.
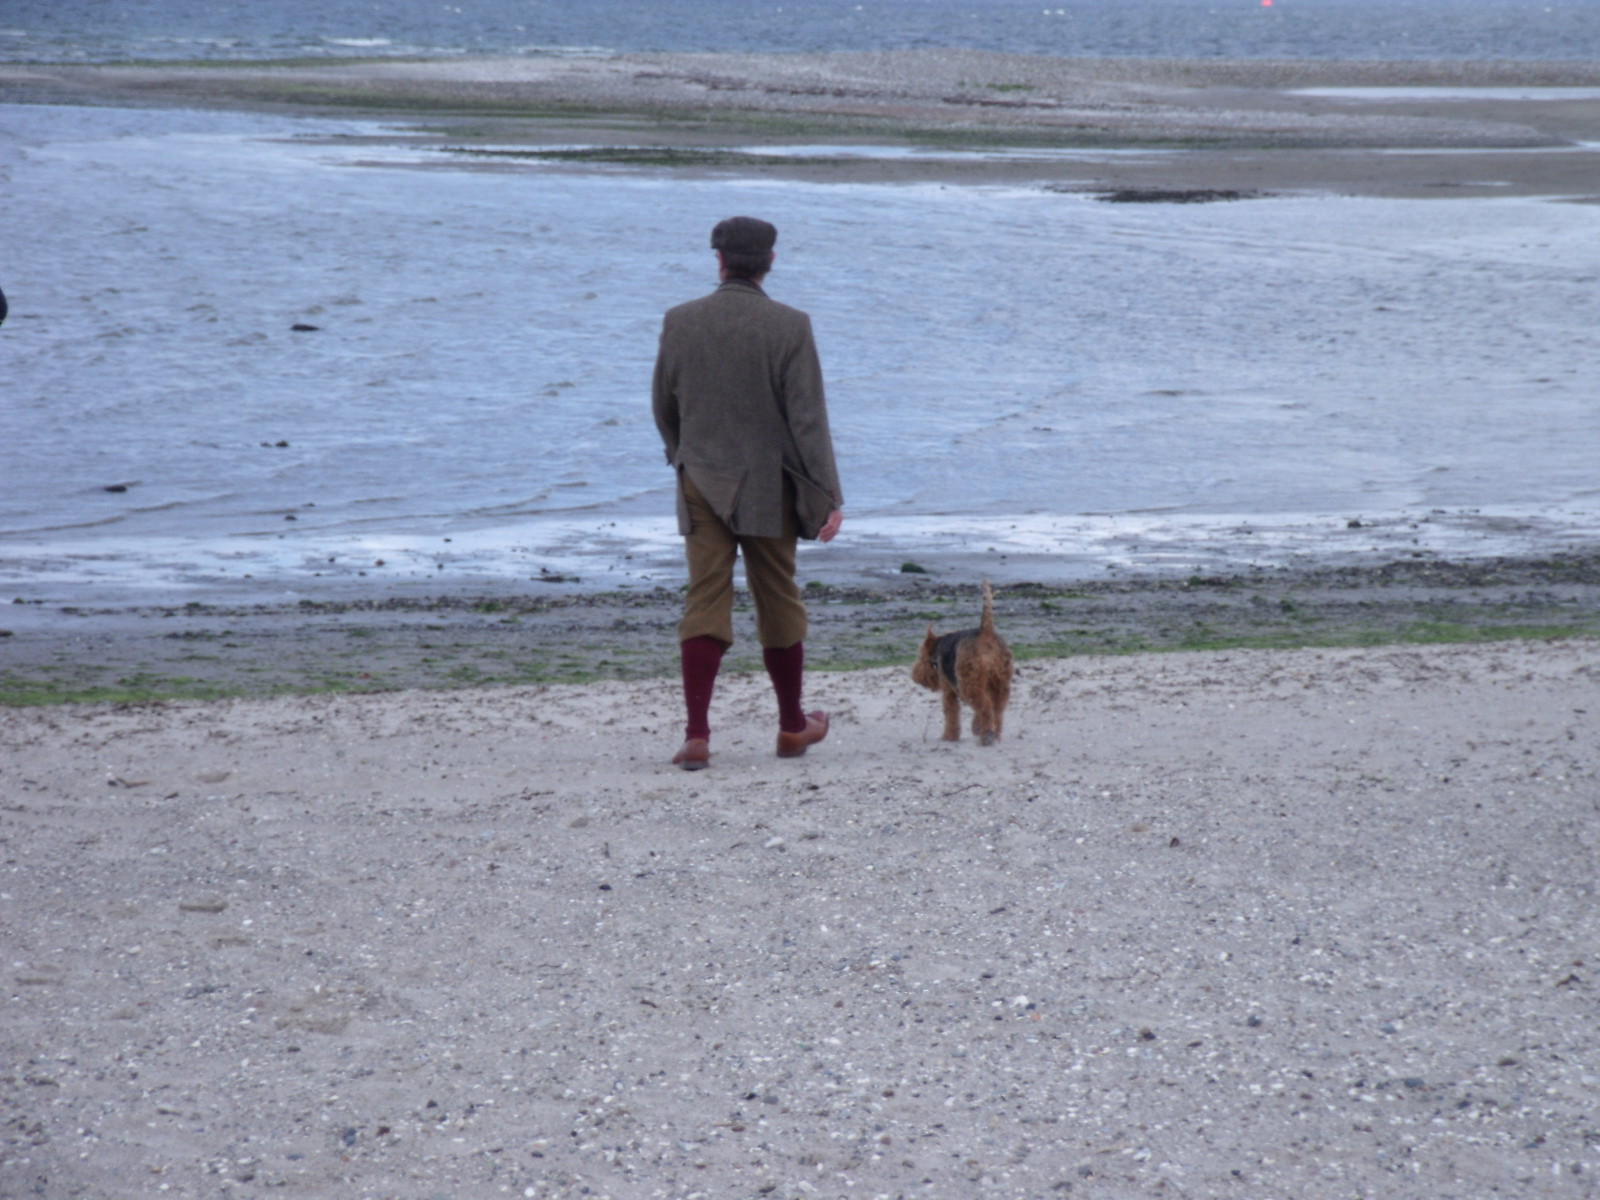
left=177, top=896, right=228, bottom=914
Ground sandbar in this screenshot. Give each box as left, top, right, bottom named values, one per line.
left=5, top=50, right=1600, bottom=197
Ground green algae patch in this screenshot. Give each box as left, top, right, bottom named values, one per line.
left=5, top=556, right=1598, bottom=705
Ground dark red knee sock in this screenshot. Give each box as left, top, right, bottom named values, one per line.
left=763, top=641, right=807, bottom=734
left=680, top=635, right=725, bottom=742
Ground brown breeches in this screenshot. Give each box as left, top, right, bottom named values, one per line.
left=677, top=474, right=807, bottom=649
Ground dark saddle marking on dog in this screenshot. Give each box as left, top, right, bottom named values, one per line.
left=934, top=629, right=979, bottom=690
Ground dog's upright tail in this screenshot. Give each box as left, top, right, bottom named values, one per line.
left=980, top=578, right=997, bottom=637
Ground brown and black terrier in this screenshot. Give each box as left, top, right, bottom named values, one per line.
left=912, top=580, right=1013, bottom=745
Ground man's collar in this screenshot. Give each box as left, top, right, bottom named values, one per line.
left=718, top=277, right=767, bottom=295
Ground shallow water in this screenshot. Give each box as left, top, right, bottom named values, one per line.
left=2, top=103, right=1599, bottom=600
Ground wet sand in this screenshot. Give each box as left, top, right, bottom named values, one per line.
left=2, top=555, right=1597, bottom=704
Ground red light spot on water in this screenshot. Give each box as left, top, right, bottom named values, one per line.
left=1262, top=0, right=1273, bottom=6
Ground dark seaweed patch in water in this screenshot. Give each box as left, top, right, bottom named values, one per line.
left=1097, top=189, right=1261, bottom=204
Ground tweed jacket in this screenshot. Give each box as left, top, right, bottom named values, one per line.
left=653, top=278, right=843, bottom=539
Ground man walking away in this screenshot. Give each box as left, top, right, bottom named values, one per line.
left=652, top=216, right=844, bottom=771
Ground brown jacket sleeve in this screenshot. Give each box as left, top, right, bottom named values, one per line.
left=651, top=324, right=679, bottom=466
left=780, top=315, right=843, bottom=508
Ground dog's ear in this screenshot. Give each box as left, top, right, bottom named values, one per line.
left=922, top=622, right=937, bottom=642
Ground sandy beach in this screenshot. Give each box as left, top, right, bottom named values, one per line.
left=4, top=636, right=1598, bottom=1198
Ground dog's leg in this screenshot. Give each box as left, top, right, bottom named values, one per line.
left=985, top=678, right=1008, bottom=744
left=973, top=671, right=1006, bottom=745
left=961, top=662, right=995, bottom=745
left=971, top=696, right=996, bottom=746
left=991, top=662, right=1011, bottom=744
left=940, top=683, right=961, bottom=741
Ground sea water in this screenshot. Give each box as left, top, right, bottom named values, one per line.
left=2, top=104, right=1599, bottom=599
left=4, top=0, right=1600, bottom=64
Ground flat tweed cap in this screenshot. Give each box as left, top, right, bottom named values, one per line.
left=710, top=216, right=777, bottom=256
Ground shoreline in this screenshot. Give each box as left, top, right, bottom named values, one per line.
left=3, top=52, right=1597, bottom=701
left=5, top=50, right=1600, bottom=197
left=3, top=553, right=1596, bottom=704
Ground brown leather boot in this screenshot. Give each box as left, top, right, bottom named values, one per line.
left=775, top=711, right=829, bottom=758
left=672, top=738, right=710, bottom=771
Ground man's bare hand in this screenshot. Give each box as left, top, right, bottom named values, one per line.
left=817, top=508, right=844, bottom=544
